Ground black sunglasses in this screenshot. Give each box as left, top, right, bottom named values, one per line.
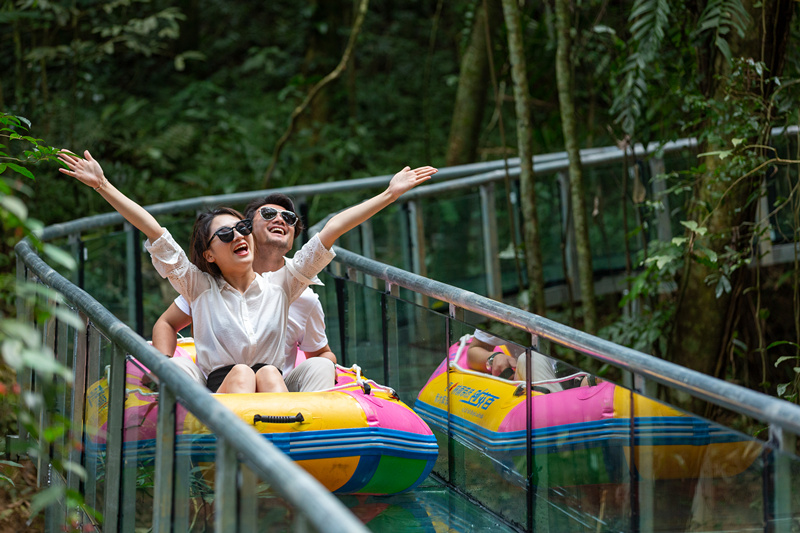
left=259, top=206, right=298, bottom=227
left=206, top=219, right=253, bottom=248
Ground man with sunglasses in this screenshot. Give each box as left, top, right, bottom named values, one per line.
left=152, top=193, right=337, bottom=392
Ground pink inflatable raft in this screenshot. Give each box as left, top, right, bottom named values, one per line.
left=414, top=336, right=760, bottom=485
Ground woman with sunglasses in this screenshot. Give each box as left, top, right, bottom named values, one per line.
left=58, top=149, right=437, bottom=394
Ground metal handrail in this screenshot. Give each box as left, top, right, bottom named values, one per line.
left=14, top=238, right=369, bottom=533
left=37, top=135, right=696, bottom=242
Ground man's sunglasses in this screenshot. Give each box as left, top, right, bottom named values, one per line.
left=207, top=219, right=253, bottom=248
left=259, top=207, right=298, bottom=227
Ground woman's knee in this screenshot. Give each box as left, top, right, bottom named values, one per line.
left=255, top=365, right=281, bottom=379
left=228, top=364, right=254, bottom=379
left=255, top=365, right=288, bottom=393
left=218, top=364, right=256, bottom=393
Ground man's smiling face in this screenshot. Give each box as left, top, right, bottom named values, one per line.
left=253, top=203, right=295, bottom=254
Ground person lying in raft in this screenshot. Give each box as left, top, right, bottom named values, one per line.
left=466, top=329, right=563, bottom=393
left=152, top=193, right=338, bottom=393
left=58, top=149, right=436, bottom=394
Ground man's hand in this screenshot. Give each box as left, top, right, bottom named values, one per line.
left=487, top=352, right=516, bottom=378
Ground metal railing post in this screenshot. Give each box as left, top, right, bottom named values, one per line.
left=556, top=172, right=579, bottom=299
left=633, top=373, right=655, bottom=533
left=38, top=311, right=56, bottom=488
left=768, top=424, right=795, bottom=533
left=446, top=304, right=465, bottom=489
left=55, top=314, right=69, bottom=459
left=172, top=439, right=191, bottom=531
left=479, top=183, right=502, bottom=300
left=104, top=344, right=126, bottom=532
left=215, top=436, right=238, bottom=533
left=13, top=253, right=31, bottom=451
left=407, top=199, right=428, bottom=308
left=153, top=385, right=176, bottom=533
left=68, top=314, right=88, bottom=495
left=68, top=232, right=81, bottom=287
left=648, top=157, right=672, bottom=243
left=124, top=223, right=143, bottom=336
left=239, top=465, right=258, bottom=531
left=335, top=276, right=348, bottom=367
left=360, top=219, right=378, bottom=290
left=83, top=326, right=101, bottom=513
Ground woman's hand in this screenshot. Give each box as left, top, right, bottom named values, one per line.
left=387, top=166, right=437, bottom=200
left=56, top=148, right=165, bottom=242
left=317, top=164, right=436, bottom=249
left=58, top=150, right=107, bottom=190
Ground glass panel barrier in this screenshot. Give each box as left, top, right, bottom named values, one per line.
left=171, top=406, right=320, bottom=532
left=421, top=191, right=487, bottom=295
left=139, top=214, right=197, bottom=335
left=394, top=309, right=790, bottom=532
left=408, top=323, right=512, bottom=526
left=769, top=133, right=799, bottom=243
left=118, top=351, right=157, bottom=532
left=628, top=387, right=768, bottom=531
left=774, top=445, right=800, bottom=531
left=82, top=230, right=131, bottom=325
left=355, top=203, right=409, bottom=274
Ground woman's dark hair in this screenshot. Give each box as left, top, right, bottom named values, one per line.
left=190, top=207, right=246, bottom=278
left=244, top=193, right=304, bottom=240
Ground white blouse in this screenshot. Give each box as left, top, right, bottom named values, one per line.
left=145, top=230, right=335, bottom=377
left=174, top=286, right=329, bottom=375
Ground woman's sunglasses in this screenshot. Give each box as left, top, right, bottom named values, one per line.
left=207, top=219, right=253, bottom=247
left=259, top=207, right=298, bottom=227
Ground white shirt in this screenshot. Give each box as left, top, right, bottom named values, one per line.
left=175, top=287, right=329, bottom=375
left=145, top=230, right=335, bottom=377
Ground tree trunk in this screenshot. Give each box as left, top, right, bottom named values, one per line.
left=554, top=0, right=597, bottom=333
left=669, top=0, right=794, bottom=376
left=299, top=0, right=344, bottom=140
left=445, top=1, right=496, bottom=166
left=501, top=0, right=547, bottom=316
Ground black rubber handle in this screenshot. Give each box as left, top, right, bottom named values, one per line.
left=253, top=412, right=305, bottom=424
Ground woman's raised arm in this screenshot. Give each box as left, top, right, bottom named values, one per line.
left=58, top=150, right=166, bottom=243
left=317, top=165, right=437, bottom=250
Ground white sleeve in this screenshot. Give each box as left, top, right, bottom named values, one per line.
left=281, top=234, right=336, bottom=303
left=297, top=294, right=328, bottom=353
left=174, top=294, right=191, bottom=317
left=144, top=229, right=210, bottom=302
left=473, top=329, right=504, bottom=347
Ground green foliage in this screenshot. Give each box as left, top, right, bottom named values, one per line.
left=774, top=342, right=800, bottom=401
left=0, top=112, right=94, bottom=527
left=602, top=39, right=800, bottom=397
left=610, top=0, right=673, bottom=136
left=600, top=240, right=679, bottom=355
left=693, top=0, right=750, bottom=64
left=609, top=0, right=759, bottom=143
